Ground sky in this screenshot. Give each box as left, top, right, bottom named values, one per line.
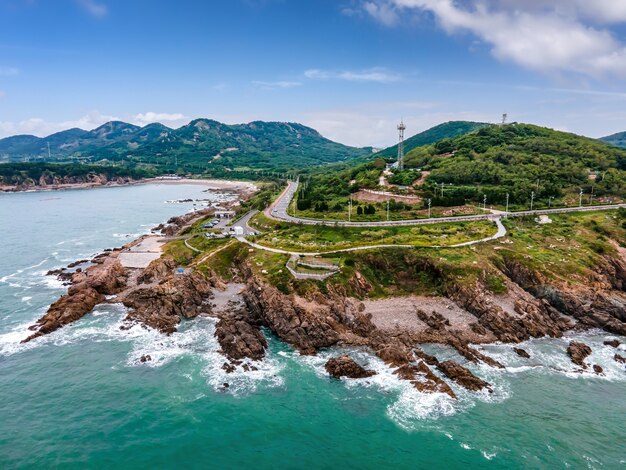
left=1, top=0, right=626, bottom=148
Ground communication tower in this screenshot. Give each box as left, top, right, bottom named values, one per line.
left=397, top=120, right=406, bottom=170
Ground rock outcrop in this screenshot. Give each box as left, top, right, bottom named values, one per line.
left=513, top=347, right=531, bottom=358
left=567, top=341, right=592, bottom=369
left=325, top=355, right=376, bottom=379
left=23, top=257, right=127, bottom=343
left=122, top=268, right=213, bottom=334
left=215, top=313, right=267, bottom=362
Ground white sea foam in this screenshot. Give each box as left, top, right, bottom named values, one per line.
left=290, top=347, right=468, bottom=423
left=477, top=330, right=626, bottom=382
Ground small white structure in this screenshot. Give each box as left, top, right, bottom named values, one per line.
left=233, top=226, right=244, bottom=236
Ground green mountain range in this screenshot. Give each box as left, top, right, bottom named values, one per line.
left=0, top=119, right=371, bottom=172
left=600, top=131, right=626, bottom=148
left=375, top=121, right=489, bottom=159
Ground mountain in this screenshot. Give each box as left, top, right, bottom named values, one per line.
left=0, top=119, right=370, bottom=172
left=376, top=121, right=489, bottom=159
left=600, top=131, right=626, bottom=148
left=403, top=123, right=626, bottom=203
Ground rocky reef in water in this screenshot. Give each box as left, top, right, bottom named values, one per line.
left=24, top=211, right=626, bottom=397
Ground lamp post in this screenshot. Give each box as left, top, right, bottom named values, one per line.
left=505, top=193, right=510, bottom=219
left=579, top=188, right=583, bottom=207
left=530, top=191, right=535, bottom=211
left=427, top=198, right=432, bottom=219
left=348, top=196, right=352, bottom=222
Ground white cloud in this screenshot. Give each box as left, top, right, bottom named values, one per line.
left=0, top=111, right=119, bottom=138
left=358, top=0, right=626, bottom=78
left=362, top=1, right=399, bottom=26
left=0, top=67, right=19, bottom=76
left=75, top=0, right=108, bottom=17
left=133, top=112, right=189, bottom=127
left=251, top=80, right=302, bottom=89
left=304, top=67, right=401, bottom=83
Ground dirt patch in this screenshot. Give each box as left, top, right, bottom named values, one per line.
left=413, top=170, right=430, bottom=186
left=352, top=190, right=422, bottom=204
left=362, top=295, right=486, bottom=339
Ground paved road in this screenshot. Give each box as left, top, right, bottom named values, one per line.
left=266, top=181, right=626, bottom=227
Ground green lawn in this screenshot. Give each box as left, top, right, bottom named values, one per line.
left=249, top=213, right=496, bottom=253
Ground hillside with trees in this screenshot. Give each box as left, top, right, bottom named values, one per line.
left=289, top=123, right=626, bottom=221
left=375, top=121, right=489, bottom=158
left=0, top=119, right=371, bottom=174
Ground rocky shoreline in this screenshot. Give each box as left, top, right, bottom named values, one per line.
left=22, top=205, right=626, bottom=396
left=0, top=175, right=258, bottom=195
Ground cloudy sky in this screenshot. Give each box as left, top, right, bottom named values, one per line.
left=1, top=0, right=626, bottom=147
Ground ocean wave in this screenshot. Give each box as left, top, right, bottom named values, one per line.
left=476, top=330, right=626, bottom=382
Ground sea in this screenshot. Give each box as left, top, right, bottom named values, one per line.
left=0, top=184, right=624, bottom=469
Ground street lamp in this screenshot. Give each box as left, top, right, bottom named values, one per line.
left=530, top=191, right=535, bottom=211
left=579, top=188, right=583, bottom=207
left=427, top=198, right=432, bottom=219
left=505, top=193, right=510, bottom=218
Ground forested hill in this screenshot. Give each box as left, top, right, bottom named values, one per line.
left=0, top=119, right=370, bottom=173
left=404, top=123, right=626, bottom=203
left=375, top=121, right=489, bottom=158
left=600, top=131, right=626, bottom=149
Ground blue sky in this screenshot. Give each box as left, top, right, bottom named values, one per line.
left=1, top=0, right=626, bottom=147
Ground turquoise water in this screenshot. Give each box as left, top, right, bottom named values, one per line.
left=0, top=185, right=624, bottom=469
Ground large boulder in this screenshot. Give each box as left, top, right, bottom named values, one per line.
left=567, top=341, right=592, bottom=368
left=325, top=355, right=376, bottom=379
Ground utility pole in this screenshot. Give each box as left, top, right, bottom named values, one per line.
left=505, top=193, right=510, bottom=219
left=348, top=196, right=352, bottom=222
left=441, top=182, right=445, bottom=197
left=530, top=191, right=535, bottom=211
left=427, top=198, right=432, bottom=219
left=590, top=186, right=594, bottom=206
left=579, top=188, right=583, bottom=207
left=549, top=196, right=553, bottom=208
left=483, top=194, right=487, bottom=211
left=386, top=199, right=390, bottom=221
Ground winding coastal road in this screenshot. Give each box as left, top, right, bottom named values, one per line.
left=266, top=180, right=626, bottom=227
left=222, top=181, right=625, bottom=258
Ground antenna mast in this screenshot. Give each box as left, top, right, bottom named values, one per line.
left=397, top=120, right=406, bottom=170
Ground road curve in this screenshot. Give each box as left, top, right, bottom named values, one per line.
left=266, top=181, right=626, bottom=228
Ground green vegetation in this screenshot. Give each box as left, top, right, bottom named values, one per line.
left=0, top=119, right=370, bottom=176
left=600, top=131, right=626, bottom=148
left=405, top=123, right=626, bottom=206
left=249, top=213, right=496, bottom=252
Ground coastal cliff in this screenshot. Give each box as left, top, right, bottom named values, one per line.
left=24, top=208, right=626, bottom=397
